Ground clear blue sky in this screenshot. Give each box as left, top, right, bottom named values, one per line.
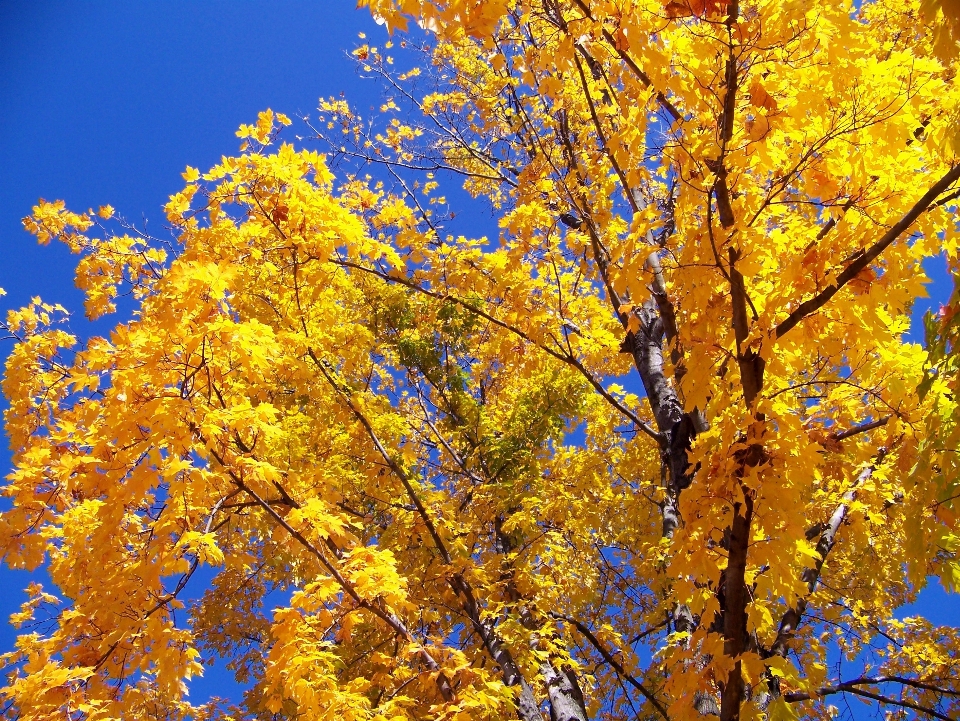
left=0, top=0, right=957, bottom=713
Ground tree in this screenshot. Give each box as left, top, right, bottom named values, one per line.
left=2, top=0, right=960, bottom=719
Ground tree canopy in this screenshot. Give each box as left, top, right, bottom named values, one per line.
left=3, top=1, right=960, bottom=720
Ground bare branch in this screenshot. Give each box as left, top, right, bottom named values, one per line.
left=785, top=680, right=955, bottom=721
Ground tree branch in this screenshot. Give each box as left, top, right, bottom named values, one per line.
left=767, top=456, right=883, bottom=658
left=568, top=0, right=682, bottom=123
left=551, top=612, right=670, bottom=721
left=201, top=441, right=457, bottom=702
left=831, top=416, right=890, bottom=441
left=776, top=164, right=960, bottom=339
left=308, top=350, right=544, bottom=721
left=785, top=680, right=955, bottom=721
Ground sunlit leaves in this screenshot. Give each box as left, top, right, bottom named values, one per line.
left=3, top=0, right=960, bottom=719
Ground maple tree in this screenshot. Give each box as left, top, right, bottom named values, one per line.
left=3, top=0, right=960, bottom=719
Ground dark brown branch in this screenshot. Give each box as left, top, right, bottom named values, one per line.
left=709, top=2, right=741, bottom=233
left=835, top=676, right=960, bottom=698
left=719, top=483, right=755, bottom=721
left=785, top=680, right=955, bottom=721
left=729, top=248, right=764, bottom=408
left=569, top=0, right=682, bottom=123
left=89, top=488, right=242, bottom=676
left=629, top=617, right=670, bottom=645
left=776, top=164, right=960, bottom=339
left=202, top=442, right=457, bottom=702
left=573, top=52, right=638, bottom=217
left=831, top=416, right=890, bottom=441
left=308, top=350, right=453, bottom=565
left=934, top=186, right=960, bottom=208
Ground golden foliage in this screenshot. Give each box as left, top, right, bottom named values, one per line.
left=2, top=0, right=960, bottom=718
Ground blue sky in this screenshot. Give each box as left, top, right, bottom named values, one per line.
left=1, top=0, right=958, bottom=715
